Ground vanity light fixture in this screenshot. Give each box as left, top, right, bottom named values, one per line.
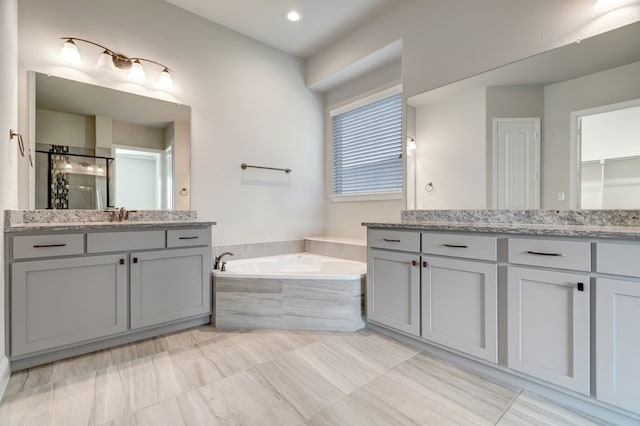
left=594, top=0, right=625, bottom=10
left=407, top=136, right=417, bottom=156
left=285, top=10, right=303, bottom=22
left=57, top=37, right=174, bottom=91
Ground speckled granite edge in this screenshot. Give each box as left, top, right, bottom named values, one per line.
left=401, top=209, right=640, bottom=227
left=363, top=221, right=640, bottom=240
left=4, top=209, right=215, bottom=232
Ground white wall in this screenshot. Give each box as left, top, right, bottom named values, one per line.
left=0, top=0, right=18, bottom=391
left=415, top=88, right=487, bottom=209
left=18, top=0, right=325, bottom=245
left=324, top=60, right=403, bottom=239
left=544, top=61, right=640, bottom=208
left=308, top=0, right=640, bottom=98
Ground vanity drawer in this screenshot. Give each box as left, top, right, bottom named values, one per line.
left=87, top=230, right=165, bottom=253
left=596, top=242, right=640, bottom=277
left=167, top=228, right=211, bottom=248
left=508, top=238, right=590, bottom=271
left=422, top=232, right=496, bottom=261
left=13, top=234, right=84, bottom=259
left=368, top=229, right=420, bottom=252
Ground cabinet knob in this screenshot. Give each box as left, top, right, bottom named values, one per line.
left=577, top=282, right=584, bottom=292
left=411, top=260, right=417, bottom=266
left=119, top=259, right=125, bottom=265
left=133, top=257, right=138, bottom=264
left=422, top=261, right=428, bottom=268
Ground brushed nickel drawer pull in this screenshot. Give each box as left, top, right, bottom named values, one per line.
left=443, top=244, right=468, bottom=248
left=526, top=251, right=565, bottom=257
left=383, top=238, right=401, bottom=243
left=178, top=236, right=199, bottom=240
left=33, top=243, right=67, bottom=248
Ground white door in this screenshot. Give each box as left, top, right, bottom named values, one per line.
left=493, top=118, right=540, bottom=209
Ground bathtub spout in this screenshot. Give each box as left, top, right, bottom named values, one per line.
left=214, top=252, right=234, bottom=270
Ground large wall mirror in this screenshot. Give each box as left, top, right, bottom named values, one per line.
left=30, top=72, right=191, bottom=210
left=407, top=21, right=640, bottom=210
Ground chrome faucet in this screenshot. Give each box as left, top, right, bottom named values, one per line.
left=214, top=252, right=234, bottom=270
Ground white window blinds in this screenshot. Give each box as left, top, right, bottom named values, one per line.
left=332, top=92, right=403, bottom=195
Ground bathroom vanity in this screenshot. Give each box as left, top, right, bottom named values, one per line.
left=365, top=210, right=640, bottom=421
left=4, top=210, right=214, bottom=370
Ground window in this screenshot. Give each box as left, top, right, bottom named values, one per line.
left=332, top=90, right=403, bottom=198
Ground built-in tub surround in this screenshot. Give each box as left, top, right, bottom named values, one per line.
left=213, top=253, right=366, bottom=331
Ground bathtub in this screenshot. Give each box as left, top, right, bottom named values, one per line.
left=212, top=253, right=366, bottom=331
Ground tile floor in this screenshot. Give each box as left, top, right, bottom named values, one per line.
left=0, top=326, right=604, bottom=425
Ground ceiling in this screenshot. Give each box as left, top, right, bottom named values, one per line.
left=163, top=0, right=396, bottom=58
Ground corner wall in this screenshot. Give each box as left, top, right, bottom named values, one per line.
left=0, top=0, right=19, bottom=396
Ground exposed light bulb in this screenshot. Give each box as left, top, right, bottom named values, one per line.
left=594, top=0, right=624, bottom=10
left=156, top=68, right=174, bottom=91
left=64, top=163, right=73, bottom=169
left=96, top=50, right=116, bottom=71
left=58, top=39, right=83, bottom=65
left=407, top=138, right=417, bottom=155
left=128, top=59, right=146, bottom=82
left=285, top=10, right=303, bottom=22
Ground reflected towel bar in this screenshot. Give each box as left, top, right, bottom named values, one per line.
left=241, top=163, right=292, bottom=174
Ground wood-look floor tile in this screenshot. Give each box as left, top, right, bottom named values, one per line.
left=291, top=341, right=382, bottom=394
left=169, top=345, right=224, bottom=389
left=153, top=329, right=199, bottom=352
left=390, top=353, right=518, bottom=423
left=3, top=369, right=28, bottom=397
left=363, top=371, right=494, bottom=425
left=116, top=351, right=190, bottom=414
left=247, top=351, right=346, bottom=419
left=50, top=365, right=130, bottom=426
left=134, top=397, right=186, bottom=426
left=20, top=363, right=54, bottom=392
left=197, top=336, right=264, bottom=377
left=51, top=349, right=113, bottom=384
left=306, top=387, right=417, bottom=426
left=497, top=392, right=604, bottom=425
left=199, top=371, right=303, bottom=425
left=175, top=389, right=227, bottom=425
left=0, top=383, right=52, bottom=426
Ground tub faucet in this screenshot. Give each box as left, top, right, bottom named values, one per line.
left=214, top=252, right=234, bottom=270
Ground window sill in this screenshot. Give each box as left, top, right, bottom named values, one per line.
left=330, top=191, right=403, bottom=203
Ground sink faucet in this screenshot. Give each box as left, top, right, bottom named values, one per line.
left=214, top=252, right=234, bottom=270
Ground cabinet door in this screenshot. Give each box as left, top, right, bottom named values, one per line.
left=507, top=267, right=590, bottom=395
left=596, top=278, right=640, bottom=415
left=422, top=257, right=497, bottom=363
left=130, top=247, right=211, bottom=329
left=367, top=249, right=420, bottom=336
left=11, top=255, right=127, bottom=357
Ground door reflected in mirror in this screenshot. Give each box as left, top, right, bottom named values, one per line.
left=31, top=72, right=190, bottom=210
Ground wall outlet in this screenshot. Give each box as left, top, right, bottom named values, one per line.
left=558, top=192, right=566, bottom=201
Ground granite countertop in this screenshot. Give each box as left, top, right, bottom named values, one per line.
left=4, top=209, right=215, bottom=233
left=363, top=221, right=640, bottom=240
left=364, top=209, right=640, bottom=240
left=5, top=220, right=216, bottom=233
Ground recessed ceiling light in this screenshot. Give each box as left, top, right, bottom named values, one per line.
left=285, top=10, right=303, bottom=22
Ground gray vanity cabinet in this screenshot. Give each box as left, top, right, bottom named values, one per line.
left=507, top=238, right=592, bottom=395
left=367, top=228, right=421, bottom=336
left=130, top=247, right=211, bottom=329
left=11, top=254, right=128, bottom=357
left=421, top=256, right=497, bottom=363
left=595, top=242, right=640, bottom=415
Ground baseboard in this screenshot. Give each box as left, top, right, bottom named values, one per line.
left=0, top=355, right=10, bottom=402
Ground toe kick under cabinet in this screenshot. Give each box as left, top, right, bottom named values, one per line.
left=6, top=226, right=212, bottom=367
